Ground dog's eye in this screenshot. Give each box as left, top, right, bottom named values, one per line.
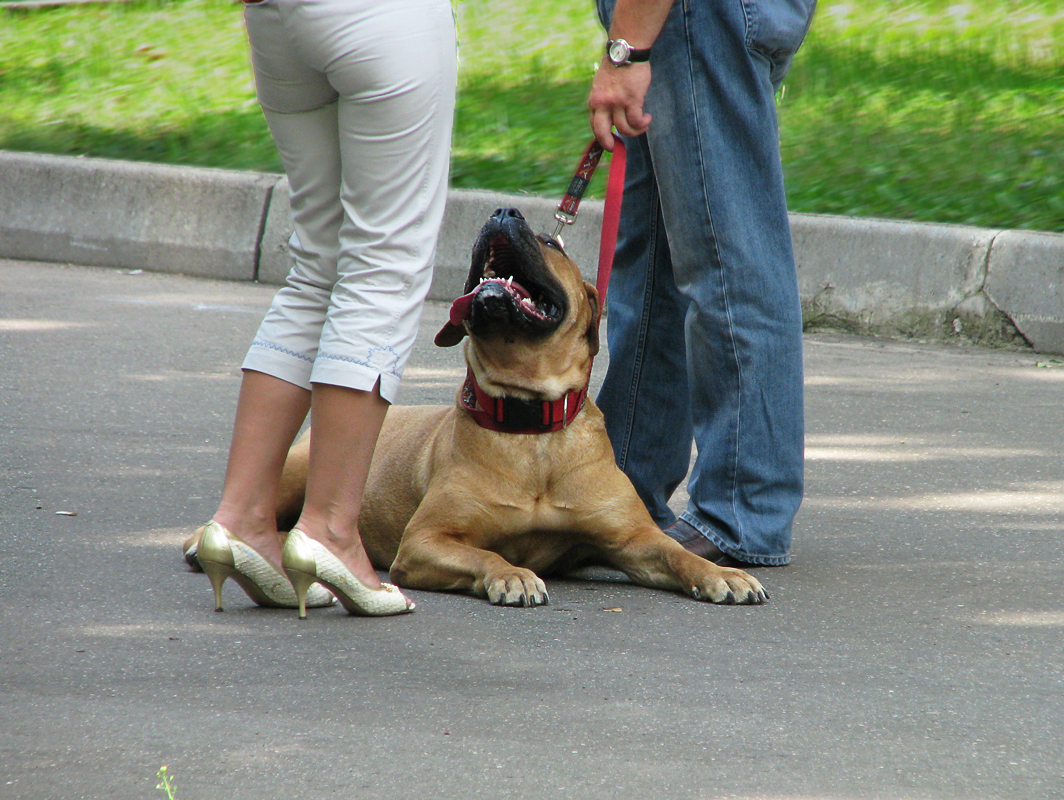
left=538, top=234, right=565, bottom=252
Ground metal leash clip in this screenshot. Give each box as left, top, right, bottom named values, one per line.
left=551, top=140, right=605, bottom=242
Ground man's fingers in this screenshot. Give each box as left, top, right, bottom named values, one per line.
left=591, top=109, right=616, bottom=151
left=627, top=104, right=652, bottom=134
left=616, top=106, right=651, bottom=138
left=591, top=105, right=651, bottom=150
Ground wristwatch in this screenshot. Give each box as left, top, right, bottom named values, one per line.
left=606, top=38, right=651, bottom=67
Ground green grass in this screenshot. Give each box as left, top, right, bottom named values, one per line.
left=1, top=0, right=1062, bottom=231
left=779, top=2, right=1064, bottom=231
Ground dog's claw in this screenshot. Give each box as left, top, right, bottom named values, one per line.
left=486, top=571, right=549, bottom=607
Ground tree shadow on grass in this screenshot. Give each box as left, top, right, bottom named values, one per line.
left=0, top=108, right=283, bottom=173
left=0, top=75, right=607, bottom=198
left=450, top=75, right=607, bottom=198
left=790, top=38, right=1064, bottom=99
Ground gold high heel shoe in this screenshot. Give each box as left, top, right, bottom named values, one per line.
left=196, top=521, right=335, bottom=611
left=281, top=528, right=415, bottom=619
left=184, top=525, right=206, bottom=572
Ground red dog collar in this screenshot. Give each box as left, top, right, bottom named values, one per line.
left=460, top=368, right=587, bottom=434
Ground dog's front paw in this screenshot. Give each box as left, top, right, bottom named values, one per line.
left=688, top=566, right=768, bottom=605
left=484, top=569, right=549, bottom=607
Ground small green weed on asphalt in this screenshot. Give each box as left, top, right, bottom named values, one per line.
left=0, top=0, right=1061, bottom=231
left=155, top=765, right=176, bottom=799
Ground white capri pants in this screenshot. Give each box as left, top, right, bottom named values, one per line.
left=241, top=0, right=457, bottom=403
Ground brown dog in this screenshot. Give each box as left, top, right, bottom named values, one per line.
left=267, top=207, right=767, bottom=607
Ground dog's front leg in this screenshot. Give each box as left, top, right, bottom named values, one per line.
left=391, top=527, right=549, bottom=607
left=571, top=471, right=768, bottom=604
left=606, top=530, right=769, bottom=605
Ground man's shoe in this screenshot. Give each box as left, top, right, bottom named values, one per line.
left=662, top=518, right=750, bottom=568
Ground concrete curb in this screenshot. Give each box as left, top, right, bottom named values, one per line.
left=0, top=150, right=274, bottom=281
left=2, top=149, right=1061, bottom=353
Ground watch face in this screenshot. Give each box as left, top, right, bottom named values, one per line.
left=608, top=40, right=629, bottom=64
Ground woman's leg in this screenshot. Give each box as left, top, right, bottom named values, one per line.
left=210, top=371, right=311, bottom=569
left=290, top=383, right=389, bottom=588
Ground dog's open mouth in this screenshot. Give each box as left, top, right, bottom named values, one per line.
left=450, top=235, right=559, bottom=324
left=448, top=210, right=568, bottom=337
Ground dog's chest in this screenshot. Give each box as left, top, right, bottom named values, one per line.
left=483, top=463, right=588, bottom=535
left=487, top=474, right=577, bottom=525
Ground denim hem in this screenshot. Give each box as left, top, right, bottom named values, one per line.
left=679, top=511, right=791, bottom=566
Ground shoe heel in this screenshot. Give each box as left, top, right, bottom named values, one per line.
left=285, top=568, right=318, bottom=620
left=200, top=559, right=234, bottom=612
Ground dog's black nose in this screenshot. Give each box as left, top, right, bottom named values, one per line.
left=491, top=208, right=524, bottom=221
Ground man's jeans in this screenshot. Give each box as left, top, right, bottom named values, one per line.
left=596, top=0, right=816, bottom=565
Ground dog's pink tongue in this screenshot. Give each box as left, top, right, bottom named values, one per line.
left=449, top=278, right=531, bottom=325
left=449, top=291, right=476, bottom=326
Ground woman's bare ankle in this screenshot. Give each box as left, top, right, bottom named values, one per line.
left=210, top=507, right=283, bottom=568
left=292, top=519, right=382, bottom=589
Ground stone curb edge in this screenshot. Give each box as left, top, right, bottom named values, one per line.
left=1, top=149, right=1061, bottom=354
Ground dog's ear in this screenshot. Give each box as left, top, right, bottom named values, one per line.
left=434, top=320, right=467, bottom=347
left=583, top=281, right=601, bottom=357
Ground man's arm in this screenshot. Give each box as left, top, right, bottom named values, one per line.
left=588, top=0, right=676, bottom=150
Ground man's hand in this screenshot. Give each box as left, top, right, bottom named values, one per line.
left=589, top=60, right=652, bottom=151
left=587, top=0, right=674, bottom=149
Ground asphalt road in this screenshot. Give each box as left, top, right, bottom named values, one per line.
left=1, top=259, right=1062, bottom=799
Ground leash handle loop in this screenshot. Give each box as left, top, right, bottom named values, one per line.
left=552, top=140, right=604, bottom=238
left=550, top=136, right=627, bottom=310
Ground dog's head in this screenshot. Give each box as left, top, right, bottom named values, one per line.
left=435, top=208, right=600, bottom=400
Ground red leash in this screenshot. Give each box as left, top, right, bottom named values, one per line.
left=552, top=137, right=627, bottom=308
